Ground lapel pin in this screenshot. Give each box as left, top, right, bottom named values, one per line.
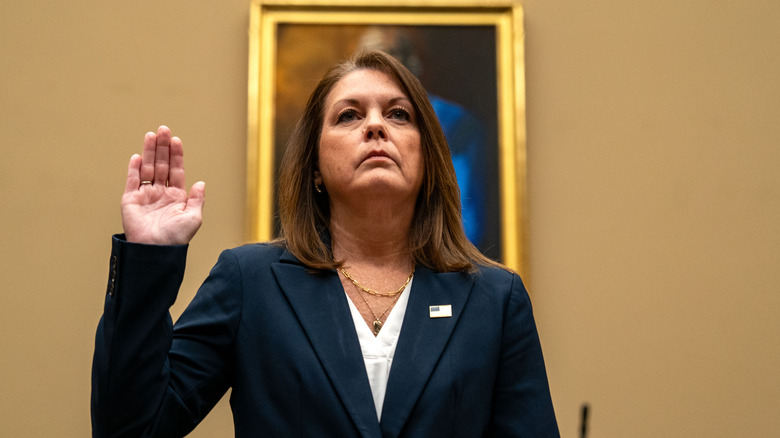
left=429, top=304, right=452, bottom=318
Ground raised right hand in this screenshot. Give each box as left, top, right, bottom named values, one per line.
left=121, top=126, right=206, bottom=245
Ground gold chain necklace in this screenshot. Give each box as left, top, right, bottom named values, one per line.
left=339, top=267, right=415, bottom=297
left=353, top=285, right=403, bottom=335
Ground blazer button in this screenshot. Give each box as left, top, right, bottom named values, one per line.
left=108, top=255, right=117, bottom=296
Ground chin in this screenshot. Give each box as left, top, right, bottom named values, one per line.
left=354, top=177, right=411, bottom=197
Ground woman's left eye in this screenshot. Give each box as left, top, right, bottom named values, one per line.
left=388, top=108, right=411, bottom=121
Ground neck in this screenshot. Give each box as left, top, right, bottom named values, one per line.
left=329, top=196, right=415, bottom=267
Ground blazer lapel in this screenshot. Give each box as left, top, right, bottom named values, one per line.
left=380, top=266, right=475, bottom=437
left=271, top=250, right=381, bottom=438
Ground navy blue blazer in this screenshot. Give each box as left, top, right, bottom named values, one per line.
left=92, top=235, right=559, bottom=437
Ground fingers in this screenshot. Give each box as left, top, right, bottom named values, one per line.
left=187, top=181, right=206, bottom=214
left=153, top=126, right=171, bottom=186
left=140, top=131, right=157, bottom=183
left=124, top=154, right=142, bottom=194
left=138, top=125, right=184, bottom=188
left=168, top=135, right=186, bottom=189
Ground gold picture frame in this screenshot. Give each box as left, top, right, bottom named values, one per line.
left=247, top=0, right=528, bottom=275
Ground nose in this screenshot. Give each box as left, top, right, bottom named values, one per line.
left=363, top=112, right=387, bottom=141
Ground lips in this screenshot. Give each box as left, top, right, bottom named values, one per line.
left=362, top=149, right=394, bottom=164
left=366, top=150, right=390, bottom=159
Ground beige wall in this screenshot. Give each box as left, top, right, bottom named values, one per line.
left=1, top=1, right=778, bottom=436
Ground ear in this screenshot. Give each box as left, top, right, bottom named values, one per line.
left=313, top=170, right=322, bottom=186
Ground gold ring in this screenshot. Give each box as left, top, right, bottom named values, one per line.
left=140, top=181, right=153, bottom=185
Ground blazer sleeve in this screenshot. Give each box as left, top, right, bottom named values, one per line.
left=487, top=273, right=560, bottom=437
left=91, top=235, right=242, bottom=438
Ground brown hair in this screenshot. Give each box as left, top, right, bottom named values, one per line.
left=277, top=50, right=502, bottom=273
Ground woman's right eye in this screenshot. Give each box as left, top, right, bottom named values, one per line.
left=336, top=109, right=358, bottom=123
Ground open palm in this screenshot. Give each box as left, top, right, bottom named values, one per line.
left=121, top=126, right=205, bottom=245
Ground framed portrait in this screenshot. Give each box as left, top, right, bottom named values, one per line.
left=247, top=0, right=528, bottom=275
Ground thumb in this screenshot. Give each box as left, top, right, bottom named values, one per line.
left=187, top=181, right=206, bottom=213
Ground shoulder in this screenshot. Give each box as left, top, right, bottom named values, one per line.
left=225, top=241, right=286, bottom=260
left=212, top=241, right=288, bottom=273
left=467, top=264, right=530, bottom=307
left=471, top=264, right=523, bottom=289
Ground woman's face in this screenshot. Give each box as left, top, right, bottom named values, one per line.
left=316, top=69, right=423, bottom=206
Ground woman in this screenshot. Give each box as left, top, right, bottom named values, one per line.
left=92, top=50, right=559, bottom=437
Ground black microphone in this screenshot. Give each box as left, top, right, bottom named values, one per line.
left=580, top=403, right=589, bottom=438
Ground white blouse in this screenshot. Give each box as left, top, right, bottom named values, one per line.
left=344, top=279, right=413, bottom=421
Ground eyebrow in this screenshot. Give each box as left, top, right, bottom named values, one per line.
left=331, top=96, right=412, bottom=108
